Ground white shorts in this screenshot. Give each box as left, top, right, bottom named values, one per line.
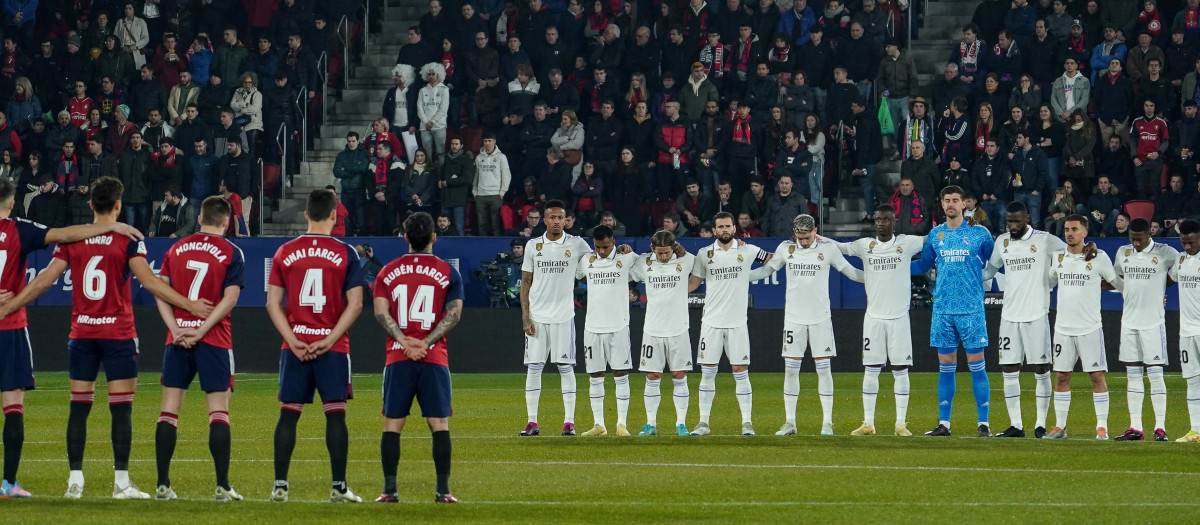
left=583, top=328, right=633, bottom=374
left=1053, top=329, right=1108, bottom=373
left=524, top=321, right=577, bottom=366
left=782, top=320, right=836, bottom=359
left=639, top=331, right=693, bottom=373
left=1119, top=324, right=1168, bottom=366
left=1181, top=336, right=1200, bottom=379
left=997, top=317, right=1052, bottom=366
left=698, top=324, right=751, bottom=366
left=861, top=316, right=913, bottom=367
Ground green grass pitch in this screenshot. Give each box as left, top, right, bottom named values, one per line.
left=5, top=371, right=1200, bottom=523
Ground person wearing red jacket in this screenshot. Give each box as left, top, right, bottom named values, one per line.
left=1130, top=98, right=1170, bottom=198
left=66, top=81, right=94, bottom=129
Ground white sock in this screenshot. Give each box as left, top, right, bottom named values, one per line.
left=68, top=470, right=84, bottom=487
left=1187, top=376, right=1200, bottom=432
left=1054, top=391, right=1071, bottom=430
left=862, top=365, right=881, bottom=427
left=525, top=363, right=543, bottom=424
left=1127, top=366, right=1144, bottom=431
left=614, top=375, right=630, bottom=427
left=672, top=377, right=690, bottom=426
left=644, top=378, right=661, bottom=426
left=588, top=377, right=605, bottom=427
left=1002, top=371, right=1023, bottom=430
left=558, top=365, right=576, bottom=425
left=1034, top=372, right=1052, bottom=429
left=1094, top=391, right=1110, bottom=431
left=815, top=360, right=833, bottom=425
left=114, top=470, right=129, bottom=488
left=783, top=359, right=801, bottom=423
left=733, top=370, right=753, bottom=424
left=698, top=366, right=717, bottom=424
left=1148, top=366, right=1167, bottom=431
left=893, top=368, right=910, bottom=426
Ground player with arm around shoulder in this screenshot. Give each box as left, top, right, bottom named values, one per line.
left=1170, top=219, right=1200, bottom=442
left=838, top=204, right=925, bottom=437
left=372, top=212, right=464, bottom=504
left=151, top=196, right=245, bottom=501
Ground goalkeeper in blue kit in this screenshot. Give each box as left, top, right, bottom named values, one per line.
left=910, top=186, right=996, bottom=437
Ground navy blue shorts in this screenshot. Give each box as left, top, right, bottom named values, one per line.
left=383, top=360, right=452, bottom=419
left=161, top=342, right=234, bottom=393
left=278, top=351, right=353, bottom=404
left=68, top=338, right=139, bottom=382
left=0, top=328, right=34, bottom=391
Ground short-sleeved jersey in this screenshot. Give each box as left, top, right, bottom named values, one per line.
left=160, top=233, right=245, bottom=349
left=912, top=222, right=994, bottom=315
left=577, top=250, right=638, bottom=333
left=268, top=234, right=364, bottom=354
left=1114, top=241, right=1178, bottom=329
left=53, top=233, right=147, bottom=340
left=691, top=241, right=769, bottom=328
left=1170, top=251, right=1200, bottom=337
left=842, top=234, right=925, bottom=320
left=631, top=253, right=694, bottom=337
left=1050, top=249, right=1122, bottom=336
left=0, top=217, right=49, bottom=330
left=764, top=238, right=856, bottom=325
left=373, top=253, right=463, bottom=367
left=521, top=233, right=590, bottom=324
left=986, top=227, right=1066, bottom=322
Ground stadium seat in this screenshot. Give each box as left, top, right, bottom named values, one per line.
left=464, top=199, right=477, bottom=235
left=500, top=205, right=516, bottom=231
left=261, top=162, right=281, bottom=197
left=452, top=126, right=483, bottom=154
left=649, top=201, right=674, bottom=229
left=1124, top=200, right=1155, bottom=222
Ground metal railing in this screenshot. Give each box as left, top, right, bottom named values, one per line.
left=364, top=0, right=372, bottom=55
left=257, top=157, right=264, bottom=234
left=275, top=122, right=290, bottom=201
left=336, top=15, right=350, bottom=88
left=294, top=87, right=307, bottom=163
left=317, top=51, right=329, bottom=126
left=907, top=0, right=913, bottom=49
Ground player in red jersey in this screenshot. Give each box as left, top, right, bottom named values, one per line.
left=371, top=212, right=464, bottom=504
left=0, top=178, right=144, bottom=498
left=152, top=196, right=245, bottom=502
left=266, top=189, right=365, bottom=503
left=0, top=176, right=212, bottom=500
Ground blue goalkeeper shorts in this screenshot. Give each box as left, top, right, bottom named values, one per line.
left=930, top=311, right=988, bottom=351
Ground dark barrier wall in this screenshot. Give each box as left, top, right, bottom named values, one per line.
left=26, top=307, right=1179, bottom=375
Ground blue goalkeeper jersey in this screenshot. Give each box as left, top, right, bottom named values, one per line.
left=911, top=221, right=994, bottom=315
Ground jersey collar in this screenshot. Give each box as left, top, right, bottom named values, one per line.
left=1135, top=240, right=1156, bottom=254
left=1017, top=226, right=1033, bottom=241
left=540, top=233, right=568, bottom=245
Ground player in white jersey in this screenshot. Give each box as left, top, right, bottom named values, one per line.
left=838, top=205, right=925, bottom=437
left=576, top=225, right=639, bottom=437
left=687, top=212, right=773, bottom=436
left=629, top=230, right=696, bottom=437
left=1044, top=215, right=1124, bottom=440
left=753, top=215, right=862, bottom=436
left=1112, top=217, right=1178, bottom=442
left=981, top=201, right=1066, bottom=439
left=519, top=200, right=593, bottom=437
left=1170, top=220, right=1200, bottom=442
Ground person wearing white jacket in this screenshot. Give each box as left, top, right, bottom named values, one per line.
left=418, top=62, right=451, bottom=164
left=116, top=3, right=150, bottom=67
left=231, top=72, right=264, bottom=156
left=474, top=132, right=512, bottom=235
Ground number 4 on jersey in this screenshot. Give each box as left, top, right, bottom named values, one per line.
left=300, top=268, right=327, bottom=313
left=393, top=284, right=436, bottom=330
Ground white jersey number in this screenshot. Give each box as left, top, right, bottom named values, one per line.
left=299, top=268, right=327, bottom=313
left=83, top=255, right=106, bottom=301
left=185, top=260, right=209, bottom=301
left=393, top=284, right=436, bottom=330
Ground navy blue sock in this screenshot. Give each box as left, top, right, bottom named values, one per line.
left=968, top=355, right=990, bottom=424
left=938, top=359, right=956, bottom=424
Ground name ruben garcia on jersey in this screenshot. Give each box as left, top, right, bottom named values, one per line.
left=280, top=247, right=345, bottom=267
left=172, top=241, right=230, bottom=262
left=380, top=262, right=451, bottom=288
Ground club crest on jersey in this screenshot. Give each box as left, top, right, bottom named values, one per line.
left=817, top=253, right=824, bottom=261
left=675, top=263, right=682, bottom=272
left=737, top=254, right=744, bottom=262
left=564, top=249, right=571, bottom=258
left=1030, top=245, right=1036, bottom=253
left=616, top=260, right=623, bottom=268
left=1086, top=262, right=1092, bottom=270
left=1152, top=256, right=1159, bottom=264
left=896, top=245, right=903, bottom=254
left=1125, top=248, right=1132, bottom=256
left=868, top=240, right=877, bottom=252
left=536, top=242, right=544, bottom=251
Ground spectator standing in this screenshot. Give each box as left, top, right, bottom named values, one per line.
left=1009, top=130, right=1049, bottom=225
left=474, top=133, right=511, bottom=235
left=439, top=137, right=475, bottom=236
left=417, top=62, right=450, bottom=163
left=1130, top=99, right=1170, bottom=198
left=333, top=132, right=370, bottom=236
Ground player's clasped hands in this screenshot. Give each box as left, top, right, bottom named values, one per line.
left=401, top=337, right=428, bottom=361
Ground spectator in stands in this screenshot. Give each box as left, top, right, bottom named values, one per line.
left=436, top=137, right=473, bottom=236
left=187, top=35, right=213, bottom=87
left=692, top=99, right=726, bottom=195
left=1044, top=186, right=1074, bottom=236
left=607, top=147, right=643, bottom=235
left=217, top=135, right=253, bottom=204
left=654, top=100, right=693, bottom=199
left=197, top=73, right=233, bottom=127
left=149, top=185, right=195, bottom=238
left=571, top=161, right=603, bottom=229
left=776, top=0, right=816, bottom=47
left=774, top=129, right=813, bottom=198
left=891, top=178, right=929, bottom=235
left=383, top=65, right=418, bottom=137
left=714, top=179, right=740, bottom=217
left=245, top=36, right=281, bottom=83
left=1045, top=0, right=1074, bottom=40
left=854, top=0, right=889, bottom=49
left=950, top=24, right=986, bottom=89
left=840, top=22, right=879, bottom=101
left=675, top=179, right=715, bottom=232
left=662, top=211, right=688, bottom=238
left=541, top=69, right=580, bottom=117
left=46, top=111, right=77, bottom=159
left=973, top=0, right=1007, bottom=45
left=1025, top=22, right=1060, bottom=88
left=763, top=172, right=807, bottom=236
left=149, top=137, right=180, bottom=206
left=1165, top=29, right=1196, bottom=89
left=1050, top=57, right=1089, bottom=122
left=368, top=140, right=404, bottom=235
left=1010, top=130, right=1049, bottom=225
left=421, top=0, right=450, bottom=49
left=541, top=146, right=573, bottom=203
left=1127, top=32, right=1165, bottom=83
left=475, top=132, right=511, bottom=235
left=282, top=33, right=318, bottom=101
left=1174, top=100, right=1200, bottom=179
left=1005, top=0, right=1037, bottom=47
left=1034, top=104, right=1065, bottom=189
left=105, top=104, right=138, bottom=157
left=1131, top=98, right=1170, bottom=197
left=977, top=73, right=1008, bottom=120
left=230, top=72, right=263, bottom=155
left=626, top=26, right=662, bottom=88
left=878, top=39, right=920, bottom=139
left=167, top=71, right=200, bottom=127
left=1140, top=58, right=1176, bottom=116
left=1098, top=135, right=1135, bottom=196
left=505, top=206, right=545, bottom=237
left=900, top=139, right=940, bottom=206
left=1154, top=173, right=1189, bottom=232
left=119, top=131, right=152, bottom=231
left=334, top=132, right=370, bottom=236
left=549, top=109, right=585, bottom=173
left=679, top=62, right=719, bottom=122
left=1092, top=58, right=1134, bottom=145
left=218, top=178, right=248, bottom=237
left=404, top=149, right=438, bottom=218
left=726, top=102, right=760, bottom=191
left=974, top=102, right=997, bottom=157
left=500, top=36, right=532, bottom=85
left=397, top=26, right=435, bottom=72
left=848, top=97, right=882, bottom=220
left=782, top=71, right=815, bottom=129
left=736, top=211, right=762, bottom=237
left=586, top=100, right=621, bottom=177
left=997, top=105, right=1029, bottom=154
left=417, top=62, right=449, bottom=163
left=67, top=180, right=92, bottom=225
left=467, top=31, right=499, bottom=124
left=27, top=175, right=64, bottom=227
left=214, top=28, right=248, bottom=88
left=932, top=63, right=970, bottom=119
left=1090, top=24, right=1127, bottom=81
left=584, top=66, right=620, bottom=121
left=520, top=102, right=555, bottom=176
left=80, top=136, right=118, bottom=189
left=974, top=138, right=1011, bottom=228
left=826, top=66, right=859, bottom=128
left=1062, top=108, right=1096, bottom=182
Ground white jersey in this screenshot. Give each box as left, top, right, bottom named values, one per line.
left=1170, top=252, right=1200, bottom=337
left=632, top=253, right=694, bottom=337
left=1114, top=241, right=1178, bottom=329
left=984, top=227, right=1066, bottom=322
left=577, top=250, right=638, bottom=333
left=691, top=241, right=769, bottom=328
left=521, top=234, right=591, bottom=324
left=841, top=234, right=925, bottom=320
left=1050, top=249, right=1123, bottom=336
left=763, top=237, right=862, bottom=325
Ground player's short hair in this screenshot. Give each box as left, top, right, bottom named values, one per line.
left=792, top=214, right=815, bottom=233
left=713, top=211, right=734, bottom=226
left=1129, top=217, right=1151, bottom=233
left=305, top=188, right=337, bottom=222
left=592, top=224, right=614, bottom=241
left=404, top=212, right=435, bottom=251
left=940, top=185, right=965, bottom=200
left=874, top=204, right=895, bottom=215
left=543, top=199, right=567, bottom=214
left=1006, top=201, right=1028, bottom=214
left=0, top=178, right=13, bottom=205
left=650, top=229, right=676, bottom=247
left=1063, top=214, right=1089, bottom=229
left=90, top=176, right=124, bottom=214
left=1180, top=219, right=1200, bottom=236
left=199, top=195, right=232, bottom=226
